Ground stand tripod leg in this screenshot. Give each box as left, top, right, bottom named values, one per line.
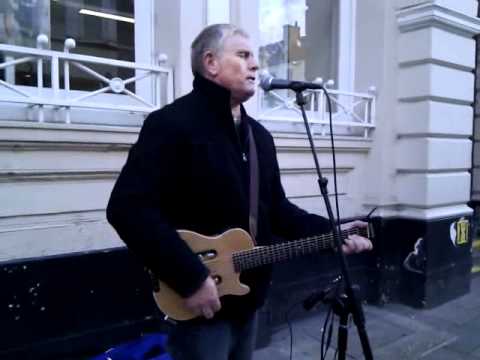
left=337, top=313, right=349, bottom=360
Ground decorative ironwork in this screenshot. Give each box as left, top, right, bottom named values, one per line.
left=0, top=34, right=173, bottom=124
left=258, top=79, right=376, bottom=138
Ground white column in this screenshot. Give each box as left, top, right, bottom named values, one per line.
left=135, top=0, right=154, bottom=104
left=206, top=0, right=230, bottom=24
left=394, top=0, right=480, bottom=219
left=154, top=0, right=206, bottom=98
left=230, top=0, right=260, bottom=116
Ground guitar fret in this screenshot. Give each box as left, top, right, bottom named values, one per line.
left=233, top=227, right=367, bottom=272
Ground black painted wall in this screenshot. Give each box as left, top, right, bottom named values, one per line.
left=374, top=215, right=472, bottom=308
left=0, top=214, right=472, bottom=359
left=0, top=249, right=165, bottom=360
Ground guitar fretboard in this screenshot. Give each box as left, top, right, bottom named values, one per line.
left=232, top=227, right=367, bottom=272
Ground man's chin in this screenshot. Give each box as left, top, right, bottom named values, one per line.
left=234, top=89, right=256, bottom=104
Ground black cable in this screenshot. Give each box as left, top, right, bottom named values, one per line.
left=294, top=88, right=373, bottom=359
left=329, top=346, right=359, bottom=360
left=323, top=88, right=342, bottom=241
left=325, top=310, right=335, bottom=358
left=285, top=301, right=303, bottom=360
left=321, top=88, right=373, bottom=360
left=321, top=306, right=333, bottom=360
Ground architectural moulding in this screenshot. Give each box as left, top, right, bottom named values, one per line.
left=397, top=3, right=480, bottom=36
left=0, top=121, right=139, bottom=146
left=0, top=170, right=118, bottom=183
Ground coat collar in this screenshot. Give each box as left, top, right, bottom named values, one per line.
left=192, top=75, right=251, bottom=136
left=192, top=75, right=232, bottom=118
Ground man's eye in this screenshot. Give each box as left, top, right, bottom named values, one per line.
left=238, top=52, right=249, bottom=58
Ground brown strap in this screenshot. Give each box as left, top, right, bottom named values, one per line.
left=248, top=125, right=259, bottom=244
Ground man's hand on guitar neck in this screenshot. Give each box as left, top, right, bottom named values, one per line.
left=340, top=220, right=373, bottom=255
left=185, top=276, right=221, bottom=319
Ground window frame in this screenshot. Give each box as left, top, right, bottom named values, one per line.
left=0, top=0, right=160, bottom=126
left=251, top=0, right=357, bottom=130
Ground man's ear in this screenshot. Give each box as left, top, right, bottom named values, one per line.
left=203, top=51, right=219, bottom=77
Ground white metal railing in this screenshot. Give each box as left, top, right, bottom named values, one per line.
left=258, top=79, right=376, bottom=138
left=0, top=34, right=173, bottom=124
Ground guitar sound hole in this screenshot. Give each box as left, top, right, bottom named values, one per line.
left=197, top=250, right=217, bottom=260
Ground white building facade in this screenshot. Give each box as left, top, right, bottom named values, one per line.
left=0, top=0, right=478, bottom=357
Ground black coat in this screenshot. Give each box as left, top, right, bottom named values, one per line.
left=107, top=76, right=330, bottom=317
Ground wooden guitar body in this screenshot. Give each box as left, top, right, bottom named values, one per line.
left=152, top=228, right=254, bottom=321
left=151, top=225, right=370, bottom=321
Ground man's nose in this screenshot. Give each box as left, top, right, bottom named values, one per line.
left=249, top=56, right=259, bottom=71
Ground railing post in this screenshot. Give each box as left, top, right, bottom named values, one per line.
left=36, top=34, right=49, bottom=122
left=63, top=38, right=76, bottom=123
left=63, top=38, right=75, bottom=92
left=157, top=53, right=168, bottom=108
left=36, top=34, right=48, bottom=91
left=367, top=86, right=377, bottom=138
left=5, top=55, right=14, bottom=85
left=313, top=77, right=323, bottom=120
left=51, top=56, right=60, bottom=96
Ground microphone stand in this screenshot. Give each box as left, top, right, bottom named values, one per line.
left=295, top=90, right=373, bottom=360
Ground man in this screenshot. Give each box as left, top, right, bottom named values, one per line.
left=107, top=24, right=372, bottom=360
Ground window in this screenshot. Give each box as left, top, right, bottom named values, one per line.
left=0, top=0, right=135, bottom=91
left=259, top=0, right=339, bottom=87
left=257, top=0, right=363, bottom=133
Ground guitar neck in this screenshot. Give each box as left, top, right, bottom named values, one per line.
left=232, top=227, right=368, bottom=272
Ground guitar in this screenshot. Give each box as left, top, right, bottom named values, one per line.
left=153, top=225, right=372, bottom=321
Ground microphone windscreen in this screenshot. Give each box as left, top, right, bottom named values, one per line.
left=258, top=71, right=273, bottom=91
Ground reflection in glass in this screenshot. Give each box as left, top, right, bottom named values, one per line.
left=258, top=0, right=338, bottom=110
left=0, top=0, right=134, bottom=91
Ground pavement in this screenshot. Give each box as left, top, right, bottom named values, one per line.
left=253, top=275, right=480, bottom=360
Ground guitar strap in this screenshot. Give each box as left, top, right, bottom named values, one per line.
left=248, top=125, right=259, bottom=245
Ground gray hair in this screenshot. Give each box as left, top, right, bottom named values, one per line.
left=191, top=24, right=249, bottom=76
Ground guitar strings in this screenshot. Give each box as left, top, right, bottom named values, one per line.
left=233, top=227, right=367, bottom=272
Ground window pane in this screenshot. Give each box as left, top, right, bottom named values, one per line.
left=0, top=0, right=50, bottom=46
left=0, top=0, right=135, bottom=91
left=259, top=0, right=338, bottom=83
left=52, top=0, right=135, bottom=91
left=0, top=0, right=50, bottom=86
left=259, top=0, right=339, bottom=111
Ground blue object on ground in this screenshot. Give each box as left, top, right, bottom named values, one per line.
left=89, top=333, right=172, bottom=360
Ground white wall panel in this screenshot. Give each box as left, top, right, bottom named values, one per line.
left=399, top=27, right=475, bottom=69
left=0, top=150, right=127, bottom=172
left=1, top=179, right=115, bottom=217
left=397, top=101, right=473, bottom=136
left=289, top=194, right=355, bottom=219
left=397, top=172, right=470, bottom=206
left=281, top=170, right=350, bottom=198
left=397, top=138, right=471, bottom=170
left=0, top=213, right=122, bottom=261
left=399, top=64, right=474, bottom=103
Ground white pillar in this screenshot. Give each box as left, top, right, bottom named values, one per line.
left=395, top=0, right=480, bottom=219
left=154, top=1, right=206, bottom=98
left=135, top=0, right=154, bottom=104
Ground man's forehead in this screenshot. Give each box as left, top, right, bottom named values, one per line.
left=222, top=34, right=253, bottom=52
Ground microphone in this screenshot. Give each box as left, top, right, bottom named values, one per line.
left=259, top=73, right=324, bottom=92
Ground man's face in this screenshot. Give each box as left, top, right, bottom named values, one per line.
left=210, top=34, right=259, bottom=104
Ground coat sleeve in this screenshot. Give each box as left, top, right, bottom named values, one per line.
left=268, top=137, right=332, bottom=240
left=106, top=111, right=209, bottom=298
